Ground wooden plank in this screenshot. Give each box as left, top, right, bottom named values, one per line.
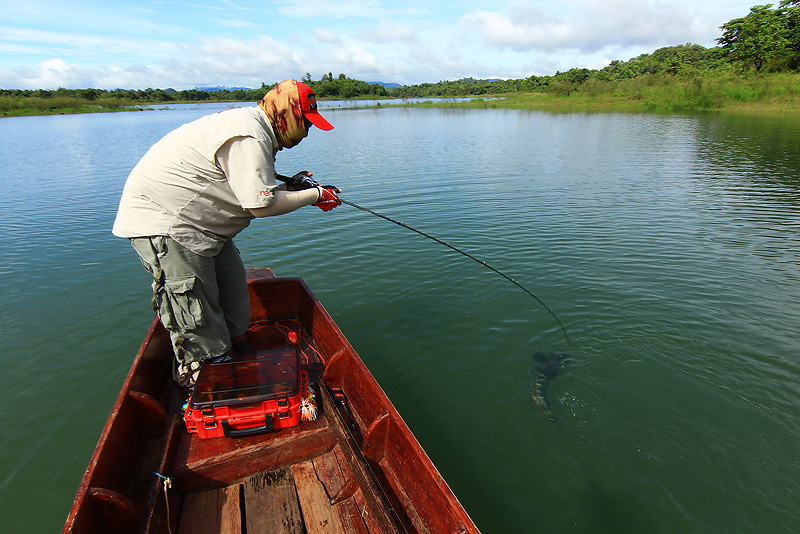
left=243, top=470, right=303, bottom=534
left=351, top=489, right=382, bottom=534
left=219, top=485, right=243, bottom=534
left=334, top=495, right=372, bottom=534
left=140, top=413, right=185, bottom=534
left=292, top=460, right=346, bottom=533
left=245, top=268, right=275, bottom=281
left=248, top=278, right=303, bottom=324
left=176, top=484, right=240, bottom=534
left=319, top=387, right=400, bottom=533
left=178, top=488, right=220, bottom=534
left=85, top=488, right=137, bottom=531
left=312, top=445, right=357, bottom=504
left=171, top=416, right=336, bottom=493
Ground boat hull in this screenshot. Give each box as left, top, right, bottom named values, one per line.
left=64, top=269, right=479, bottom=533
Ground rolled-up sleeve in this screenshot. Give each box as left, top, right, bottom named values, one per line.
left=216, top=136, right=277, bottom=209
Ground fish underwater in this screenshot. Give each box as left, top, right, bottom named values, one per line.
left=529, top=351, right=569, bottom=421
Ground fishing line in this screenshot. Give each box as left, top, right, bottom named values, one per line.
left=339, top=198, right=571, bottom=345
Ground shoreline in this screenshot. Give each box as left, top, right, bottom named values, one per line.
left=5, top=99, right=800, bottom=118
left=4, top=86, right=800, bottom=118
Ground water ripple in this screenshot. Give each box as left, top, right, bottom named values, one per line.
left=2, top=107, right=800, bottom=533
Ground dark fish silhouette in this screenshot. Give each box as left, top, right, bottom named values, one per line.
left=529, top=351, right=568, bottom=421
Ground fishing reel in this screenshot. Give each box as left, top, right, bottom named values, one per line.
left=277, top=171, right=340, bottom=193
left=277, top=171, right=318, bottom=190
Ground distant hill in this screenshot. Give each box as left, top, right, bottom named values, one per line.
left=369, top=79, right=500, bottom=88
left=367, top=81, right=402, bottom=88
left=198, top=82, right=403, bottom=91
left=197, top=86, right=251, bottom=92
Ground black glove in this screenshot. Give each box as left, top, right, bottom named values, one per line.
left=276, top=171, right=319, bottom=190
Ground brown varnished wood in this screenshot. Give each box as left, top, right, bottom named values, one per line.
left=64, top=271, right=480, bottom=534
left=65, top=318, right=173, bottom=534
left=312, top=445, right=358, bottom=505
left=127, top=391, right=169, bottom=437
left=170, top=416, right=336, bottom=494
left=334, top=495, right=372, bottom=534
left=85, top=487, right=137, bottom=531
left=176, top=485, right=240, bottom=534
left=243, top=470, right=304, bottom=534
left=291, top=459, right=347, bottom=533
left=318, top=386, right=401, bottom=534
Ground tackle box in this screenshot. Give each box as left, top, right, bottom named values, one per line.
left=184, top=347, right=308, bottom=439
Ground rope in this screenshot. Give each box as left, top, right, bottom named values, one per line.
left=275, top=319, right=327, bottom=370
left=154, top=472, right=173, bottom=534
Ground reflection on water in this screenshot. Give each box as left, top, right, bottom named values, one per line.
left=1, top=106, right=800, bottom=533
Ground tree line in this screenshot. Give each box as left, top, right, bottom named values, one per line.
left=393, top=1, right=800, bottom=98
left=301, top=73, right=389, bottom=98
left=0, top=74, right=388, bottom=104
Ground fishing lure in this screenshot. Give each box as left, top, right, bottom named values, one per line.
left=300, top=387, right=318, bottom=422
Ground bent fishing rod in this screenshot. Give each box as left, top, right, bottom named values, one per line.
left=278, top=173, right=571, bottom=344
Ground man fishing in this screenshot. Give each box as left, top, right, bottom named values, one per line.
left=112, top=79, right=341, bottom=386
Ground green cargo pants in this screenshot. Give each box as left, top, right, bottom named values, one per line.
left=130, top=236, right=250, bottom=386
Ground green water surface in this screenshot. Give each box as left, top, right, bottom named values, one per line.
left=1, top=105, right=799, bottom=533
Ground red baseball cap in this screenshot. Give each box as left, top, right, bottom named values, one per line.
left=296, top=81, right=333, bottom=131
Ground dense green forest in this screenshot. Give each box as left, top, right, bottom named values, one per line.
left=1, top=2, right=798, bottom=116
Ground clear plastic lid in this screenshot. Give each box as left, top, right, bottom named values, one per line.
left=190, top=348, right=299, bottom=408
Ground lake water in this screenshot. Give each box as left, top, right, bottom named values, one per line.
left=1, top=104, right=800, bottom=533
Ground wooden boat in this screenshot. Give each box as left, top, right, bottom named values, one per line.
left=64, top=269, right=479, bottom=533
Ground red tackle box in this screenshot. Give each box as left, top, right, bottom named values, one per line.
left=184, top=347, right=308, bottom=439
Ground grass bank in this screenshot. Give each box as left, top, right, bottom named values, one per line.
left=448, top=72, right=800, bottom=114
left=0, top=95, right=141, bottom=117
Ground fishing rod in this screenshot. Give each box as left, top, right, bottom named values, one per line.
left=277, top=172, right=571, bottom=344
left=338, top=198, right=570, bottom=345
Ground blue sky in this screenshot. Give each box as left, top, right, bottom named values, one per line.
left=0, top=0, right=756, bottom=90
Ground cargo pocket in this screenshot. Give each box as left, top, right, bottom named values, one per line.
left=154, top=276, right=206, bottom=332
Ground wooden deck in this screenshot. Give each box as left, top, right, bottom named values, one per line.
left=178, top=448, right=383, bottom=534
left=167, top=382, right=419, bottom=534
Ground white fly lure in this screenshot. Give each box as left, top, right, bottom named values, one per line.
left=300, top=386, right=318, bottom=422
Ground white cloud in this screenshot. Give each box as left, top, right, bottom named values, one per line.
left=326, top=44, right=380, bottom=73
left=170, top=36, right=305, bottom=86
left=94, top=65, right=172, bottom=90
left=315, top=28, right=343, bottom=45
left=361, top=21, right=417, bottom=43
left=460, top=0, right=722, bottom=53
left=0, top=26, right=178, bottom=65
left=14, top=58, right=94, bottom=89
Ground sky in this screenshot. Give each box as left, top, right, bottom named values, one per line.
left=0, top=0, right=758, bottom=90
